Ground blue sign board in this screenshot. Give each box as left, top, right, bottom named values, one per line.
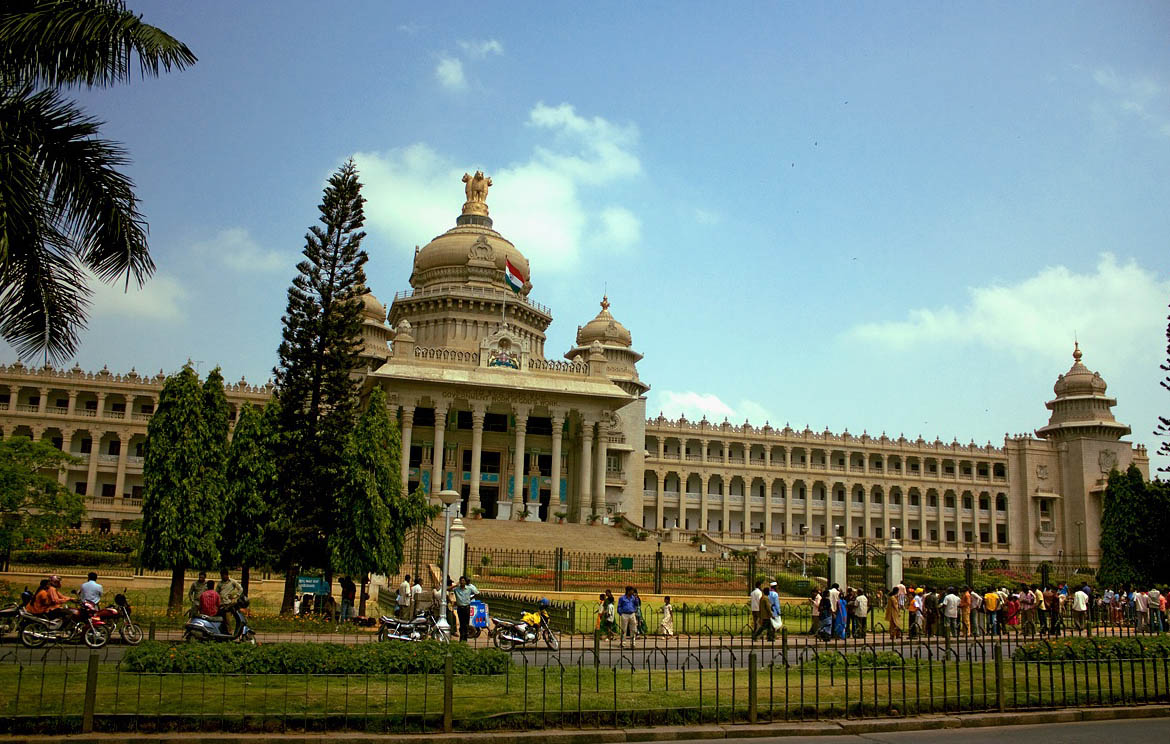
left=297, top=576, right=328, bottom=594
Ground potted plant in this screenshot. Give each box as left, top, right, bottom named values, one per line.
left=587, top=513, right=601, bottom=526
left=470, top=506, right=485, bottom=520
left=480, top=554, right=491, bottom=577
left=520, top=505, right=531, bottom=520
left=554, top=511, right=567, bottom=524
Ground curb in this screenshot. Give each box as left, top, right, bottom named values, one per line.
left=4, top=705, right=1169, bottom=743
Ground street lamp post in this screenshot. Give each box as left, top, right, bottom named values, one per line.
left=1074, top=520, right=1084, bottom=564
left=436, top=489, right=460, bottom=635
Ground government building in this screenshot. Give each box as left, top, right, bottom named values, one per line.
left=0, top=174, right=1149, bottom=568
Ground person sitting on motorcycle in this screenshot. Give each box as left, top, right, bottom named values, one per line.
left=26, top=576, right=72, bottom=623
left=198, top=581, right=221, bottom=620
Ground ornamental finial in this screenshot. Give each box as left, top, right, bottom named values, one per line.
left=461, top=171, right=492, bottom=216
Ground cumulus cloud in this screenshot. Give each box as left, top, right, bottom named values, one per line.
left=195, top=227, right=287, bottom=274
left=652, top=390, right=775, bottom=427
left=1092, top=67, right=1170, bottom=137
left=458, top=39, right=503, bottom=58
left=847, top=254, right=1168, bottom=363
left=435, top=56, right=466, bottom=91
left=354, top=102, right=642, bottom=272
left=88, top=271, right=187, bottom=322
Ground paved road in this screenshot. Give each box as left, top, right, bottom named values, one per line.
left=671, top=718, right=1168, bottom=744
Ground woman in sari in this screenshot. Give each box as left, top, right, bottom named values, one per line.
left=886, top=586, right=903, bottom=639
left=834, top=594, right=848, bottom=639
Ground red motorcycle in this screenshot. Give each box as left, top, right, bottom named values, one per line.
left=93, top=594, right=143, bottom=645
left=19, top=600, right=109, bottom=648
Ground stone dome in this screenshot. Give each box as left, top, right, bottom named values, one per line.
left=1053, top=343, right=1107, bottom=397
left=360, top=287, right=386, bottom=321
left=576, top=295, right=632, bottom=348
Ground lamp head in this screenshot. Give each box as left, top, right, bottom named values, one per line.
left=438, top=489, right=460, bottom=507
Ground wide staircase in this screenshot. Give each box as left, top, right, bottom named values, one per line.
left=458, top=518, right=703, bottom=556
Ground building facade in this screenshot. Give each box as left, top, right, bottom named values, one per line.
left=0, top=174, right=1149, bottom=566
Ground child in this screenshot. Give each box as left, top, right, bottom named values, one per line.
left=659, top=596, right=675, bottom=636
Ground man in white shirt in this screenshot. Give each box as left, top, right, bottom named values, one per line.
left=78, top=572, right=103, bottom=605
left=828, top=583, right=840, bottom=607
left=1071, top=587, right=1089, bottom=630
left=852, top=589, right=869, bottom=637
left=941, top=588, right=961, bottom=638
left=749, top=581, right=765, bottom=640
left=397, top=575, right=412, bottom=618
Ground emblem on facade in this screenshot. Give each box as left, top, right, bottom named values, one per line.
left=1035, top=464, right=1048, bottom=481
left=488, top=346, right=520, bottom=369
left=480, top=326, right=528, bottom=371
left=1098, top=449, right=1118, bottom=474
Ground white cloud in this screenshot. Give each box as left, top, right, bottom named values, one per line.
left=195, top=227, right=287, bottom=274
left=847, top=254, right=1168, bottom=364
left=355, top=102, right=642, bottom=273
left=458, top=39, right=503, bottom=58
left=435, top=56, right=466, bottom=91
left=652, top=390, right=774, bottom=427
left=1092, top=67, right=1170, bottom=137
left=88, top=271, right=186, bottom=322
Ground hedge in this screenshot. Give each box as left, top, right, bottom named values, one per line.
left=119, top=641, right=512, bottom=675
left=11, top=549, right=131, bottom=567
left=50, top=531, right=141, bottom=554
left=1011, top=635, right=1170, bottom=661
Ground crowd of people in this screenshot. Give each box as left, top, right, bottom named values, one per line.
left=805, top=584, right=869, bottom=640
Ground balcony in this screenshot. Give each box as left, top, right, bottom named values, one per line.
left=605, top=469, right=626, bottom=484
left=727, top=455, right=745, bottom=464
left=132, top=413, right=152, bottom=422
left=643, top=489, right=658, bottom=499
left=99, top=454, right=119, bottom=464
left=127, top=456, right=144, bottom=467
left=15, top=404, right=39, bottom=413
left=48, top=406, right=69, bottom=415
left=685, top=454, right=703, bottom=462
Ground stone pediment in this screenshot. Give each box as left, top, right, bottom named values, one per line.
left=479, top=326, right=529, bottom=371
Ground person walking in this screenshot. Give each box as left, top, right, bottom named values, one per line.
left=1072, top=585, right=1089, bottom=631
left=1020, top=584, right=1036, bottom=635
left=338, top=575, right=356, bottom=622
left=451, top=576, right=479, bottom=642
left=397, top=575, right=412, bottom=619
left=983, top=587, right=1000, bottom=636
left=659, top=596, right=675, bottom=636
left=770, top=582, right=783, bottom=637
left=885, top=586, right=903, bottom=639
left=750, top=580, right=767, bottom=641
left=617, top=586, right=638, bottom=648
left=808, top=589, right=821, bottom=635
left=941, top=587, right=960, bottom=638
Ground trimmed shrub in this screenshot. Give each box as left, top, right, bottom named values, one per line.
left=11, top=549, right=131, bottom=567
left=119, top=640, right=511, bottom=675
left=1011, top=635, right=1170, bottom=661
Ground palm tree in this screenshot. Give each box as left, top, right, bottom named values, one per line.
left=0, top=0, right=196, bottom=363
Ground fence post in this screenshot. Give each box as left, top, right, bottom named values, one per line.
left=654, top=550, right=663, bottom=595
left=443, top=654, right=453, bottom=733
left=148, top=620, right=155, bottom=641
left=993, top=642, right=1005, bottom=712
left=748, top=554, right=757, bottom=592
left=554, top=547, right=564, bottom=592
left=748, top=651, right=758, bottom=723
left=82, top=651, right=99, bottom=733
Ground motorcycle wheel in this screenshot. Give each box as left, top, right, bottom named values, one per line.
left=83, top=625, right=108, bottom=649
left=376, top=626, right=388, bottom=642
left=543, top=629, right=560, bottom=651
left=183, top=629, right=199, bottom=642
left=241, top=630, right=257, bottom=645
left=19, top=624, right=47, bottom=649
left=429, top=626, right=450, bottom=644
left=466, top=626, right=482, bottom=639
left=120, top=623, right=144, bottom=646
left=494, top=635, right=515, bottom=651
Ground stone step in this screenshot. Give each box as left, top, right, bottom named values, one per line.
left=455, top=518, right=703, bottom=556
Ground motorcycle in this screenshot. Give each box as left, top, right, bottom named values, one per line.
left=94, top=593, right=143, bottom=645
left=0, top=590, right=33, bottom=638
left=489, top=610, right=559, bottom=651
left=376, top=609, right=449, bottom=643
left=182, top=598, right=256, bottom=644
left=19, top=600, right=109, bottom=648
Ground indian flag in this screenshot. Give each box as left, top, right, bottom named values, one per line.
left=504, top=259, right=525, bottom=293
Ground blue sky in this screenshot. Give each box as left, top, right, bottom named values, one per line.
left=5, top=2, right=1169, bottom=467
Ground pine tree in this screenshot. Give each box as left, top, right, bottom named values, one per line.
left=140, top=365, right=226, bottom=611
left=220, top=400, right=279, bottom=595
left=272, top=159, right=369, bottom=613
left=332, top=387, right=438, bottom=615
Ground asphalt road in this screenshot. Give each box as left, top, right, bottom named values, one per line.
left=671, top=718, right=1168, bottom=744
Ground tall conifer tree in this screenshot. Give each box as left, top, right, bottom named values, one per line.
left=220, top=400, right=279, bottom=594
left=272, top=159, right=368, bottom=612
left=140, top=365, right=227, bottom=610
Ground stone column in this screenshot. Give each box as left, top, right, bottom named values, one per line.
left=830, top=536, right=847, bottom=589
left=96, top=392, right=107, bottom=420
left=843, top=484, right=852, bottom=542
left=511, top=405, right=529, bottom=519
left=919, top=493, right=927, bottom=545
left=67, top=391, right=78, bottom=416
left=657, top=438, right=664, bottom=460
left=701, top=439, right=708, bottom=463
left=863, top=485, right=872, bottom=541
left=721, top=476, right=730, bottom=537
left=578, top=417, right=594, bottom=522
left=430, top=403, right=448, bottom=496
left=85, top=431, right=100, bottom=498
left=550, top=410, right=564, bottom=514
left=886, top=538, right=903, bottom=588
left=469, top=404, right=485, bottom=514
left=764, top=481, right=773, bottom=540
left=765, top=447, right=772, bottom=468
left=400, top=404, right=415, bottom=492
left=123, top=395, right=133, bottom=421
left=114, top=432, right=128, bottom=499
left=37, top=386, right=49, bottom=413
left=58, top=428, right=74, bottom=485
left=699, top=474, right=709, bottom=532
left=594, top=421, right=607, bottom=518
left=784, top=448, right=791, bottom=468
left=655, top=473, right=665, bottom=530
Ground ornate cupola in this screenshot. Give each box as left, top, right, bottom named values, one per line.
left=357, top=286, right=392, bottom=369
left=566, top=295, right=649, bottom=397
left=1035, top=343, right=1130, bottom=441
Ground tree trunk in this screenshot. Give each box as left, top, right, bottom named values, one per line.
left=280, top=566, right=298, bottom=615
left=167, top=567, right=186, bottom=613
left=241, top=565, right=251, bottom=597
left=358, top=573, right=369, bottom=617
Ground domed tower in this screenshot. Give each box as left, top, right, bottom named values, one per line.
left=386, top=172, right=554, bottom=358
left=1035, top=343, right=1130, bottom=441
left=565, top=296, right=649, bottom=397
left=357, top=287, right=392, bottom=370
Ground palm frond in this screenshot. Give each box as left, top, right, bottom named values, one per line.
left=0, top=0, right=197, bottom=89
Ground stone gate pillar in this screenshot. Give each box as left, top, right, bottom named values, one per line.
left=886, top=538, right=903, bottom=590
left=448, top=517, right=466, bottom=582
left=829, top=536, right=847, bottom=589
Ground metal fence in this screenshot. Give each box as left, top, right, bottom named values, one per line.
left=1, top=632, right=1167, bottom=734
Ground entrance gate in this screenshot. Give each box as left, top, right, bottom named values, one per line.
left=403, top=523, right=444, bottom=585
left=846, top=539, right=887, bottom=596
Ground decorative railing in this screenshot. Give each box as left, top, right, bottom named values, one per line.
left=412, top=346, right=480, bottom=364
left=527, top=358, right=588, bottom=375
left=393, top=284, right=552, bottom=316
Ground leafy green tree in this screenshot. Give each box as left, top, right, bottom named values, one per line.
left=1097, top=464, right=1170, bottom=588
left=220, top=401, right=279, bottom=595
left=0, top=0, right=196, bottom=362
left=272, top=159, right=369, bottom=613
left=0, top=435, right=84, bottom=561
left=139, top=365, right=227, bottom=611
left=332, top=387, right=438, bottom=615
